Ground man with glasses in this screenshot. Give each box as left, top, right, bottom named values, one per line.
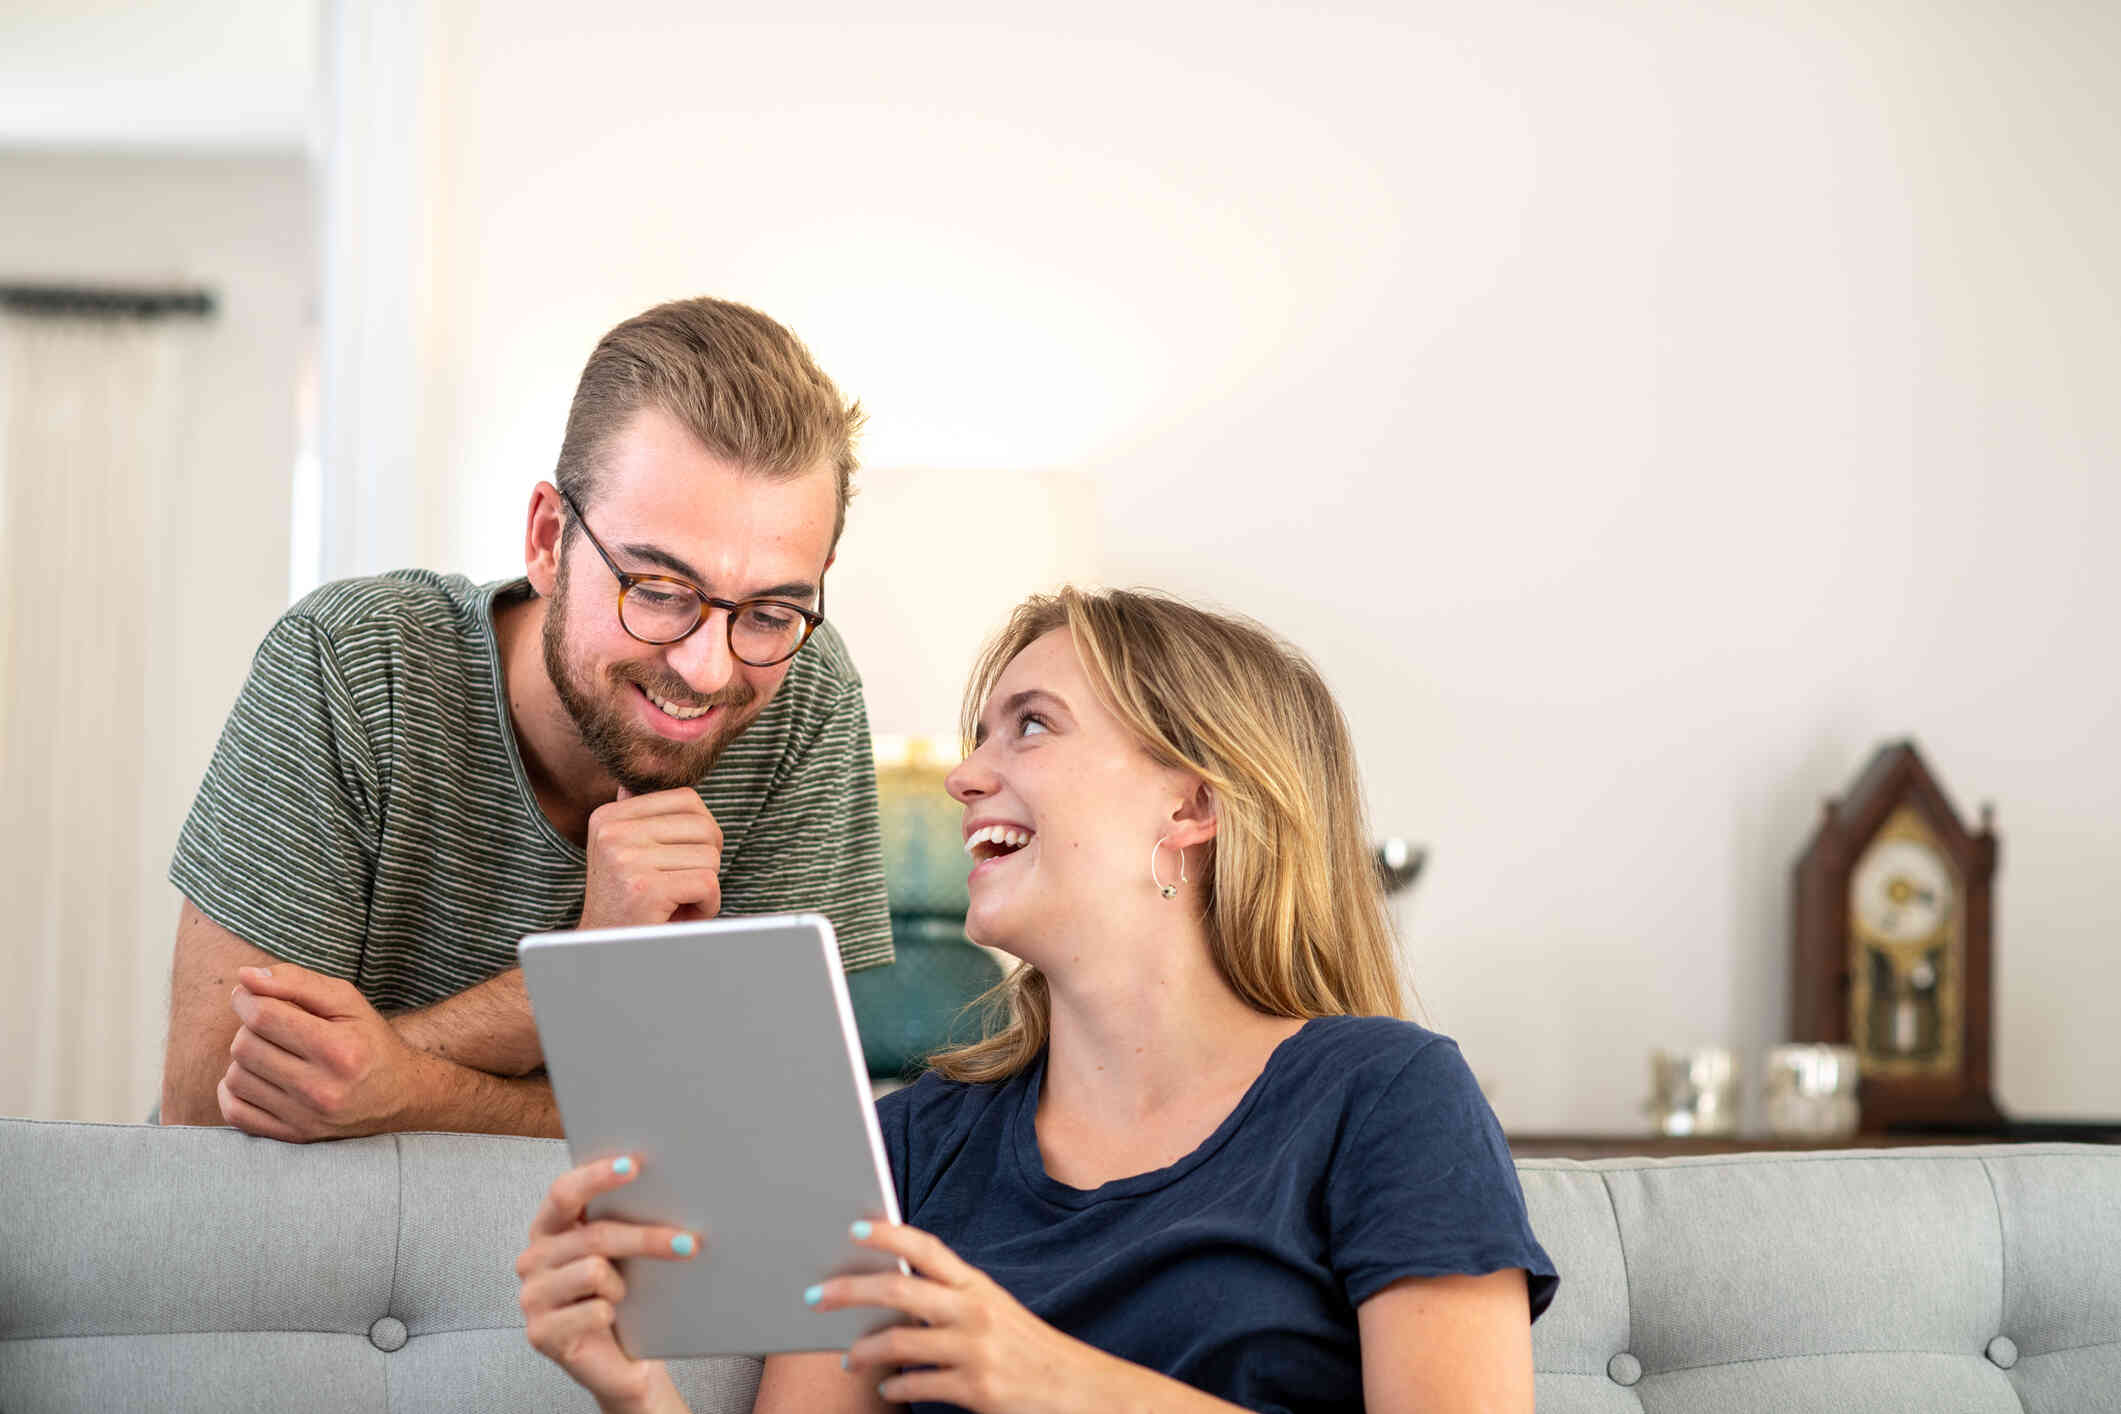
left=157, top=298, right=893, bottom=1141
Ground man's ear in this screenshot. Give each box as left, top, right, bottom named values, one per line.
left=525, top=482, right=565, bottom=596
left=1169, top=778, right=1218, bottom=850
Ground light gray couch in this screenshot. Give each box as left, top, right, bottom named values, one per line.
left=2, top=1119, right=2115, bottom=1411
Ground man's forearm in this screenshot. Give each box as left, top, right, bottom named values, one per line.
left=161, top=1055, right=230, bottom=1127
left=392, top=967, right=543, bottom=1077
left=160, top=901, right=280, bottom=1127
left=405, top=1051, right=563, bottom=1137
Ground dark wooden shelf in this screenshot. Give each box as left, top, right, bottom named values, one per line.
left=1505, top=1131, right=2107, bottom=1160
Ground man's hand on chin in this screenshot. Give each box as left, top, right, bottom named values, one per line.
left=218, top=964, right=446, bottom=1143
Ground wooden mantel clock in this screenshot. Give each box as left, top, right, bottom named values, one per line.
left=1792, top=740, right=2004, bottom=1131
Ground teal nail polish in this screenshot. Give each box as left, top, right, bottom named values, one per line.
left=803, top=1284, right=823, bottom=1307
left=613, top=1156, right=634, bottom=1176
left=849, top=1220, right=872, bottom=1240
left=672, top=1233, right=696, bottom=1257
left=839, top=1355, right=849, bottom=1371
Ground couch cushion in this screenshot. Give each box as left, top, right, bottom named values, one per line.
left=1989, top=1148, right=2121, bottom=1407
left=0, top=1331, right=382, bottom=1414
left=1602, top=1150, right=1999, bottom=1366
left=1519, top=1144, right=2121, bottom=1414
left=0, top=1119, right=759, bottom=1414
left=389, top=1131, right=574, bottom=1336
left=0, top=1117, right=396, bottom=1340
left=1513, top=1165, right=1629, bottom=1366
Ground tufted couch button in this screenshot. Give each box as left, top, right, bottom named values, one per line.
left=369, top=1316, right=409, bottom=1353
left=1606, top=1352, right=1643, bottom=1386
left=1985, top=1336, right=2018, bottom=1369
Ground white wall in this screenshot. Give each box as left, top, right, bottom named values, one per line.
left=0, top=150, right=311, bottom=1120
left=392, top=0, right=2118, bottom=1129
left=0, top=0, right=315, bottom=151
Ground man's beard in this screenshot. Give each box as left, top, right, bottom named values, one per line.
left=541, top=564, right=758, bottom=794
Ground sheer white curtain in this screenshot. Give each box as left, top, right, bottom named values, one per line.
left=0, top=311, right=197, bottom=1122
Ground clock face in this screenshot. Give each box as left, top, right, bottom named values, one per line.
left=1852, top=836, right=1955, bottom=943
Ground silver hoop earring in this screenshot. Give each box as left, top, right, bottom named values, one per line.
left=1150, top=836, right=1187, bottom=900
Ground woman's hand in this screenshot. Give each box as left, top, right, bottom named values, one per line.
left=516, top=1154, right=701, bottom=1414
left=818, top=1222, right=1127, bottom=1414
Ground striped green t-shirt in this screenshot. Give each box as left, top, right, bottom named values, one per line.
left=171, top=572, right=893, bottom=1014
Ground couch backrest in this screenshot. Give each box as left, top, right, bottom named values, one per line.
left=1520, top=1144, right=2120, bottom=1413
left=0, top=1119, right=760, bottom=1414
left=2, top=1120, right=2114, bottom=1413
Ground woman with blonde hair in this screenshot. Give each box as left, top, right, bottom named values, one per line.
left=517, top=587, right=1556, bottom=1414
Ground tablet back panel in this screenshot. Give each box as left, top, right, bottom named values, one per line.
left=520, top=914, right=904, bottom=1357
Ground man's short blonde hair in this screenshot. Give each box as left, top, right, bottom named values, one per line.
left=554, top=297, right=864, bottom=547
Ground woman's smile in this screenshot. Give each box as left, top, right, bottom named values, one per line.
left=964, top=822, right=1036, bottom=883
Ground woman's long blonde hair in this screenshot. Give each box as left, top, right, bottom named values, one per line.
left=928, top=587, right=1408, bottom=1084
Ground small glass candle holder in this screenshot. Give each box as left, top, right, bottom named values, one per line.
left=1646, top=1048, right=1738, bottom=1137
left=1762, top=1043, right=1861, bottom=1140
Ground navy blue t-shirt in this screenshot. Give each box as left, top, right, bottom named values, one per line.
left=875, top=1015, right=1557, bottom=1413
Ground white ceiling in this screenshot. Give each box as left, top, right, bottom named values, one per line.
left=0, top=0, right=316, bottom=151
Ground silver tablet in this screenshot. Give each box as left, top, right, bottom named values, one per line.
left=519, top=913, right=905, bottom=1358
